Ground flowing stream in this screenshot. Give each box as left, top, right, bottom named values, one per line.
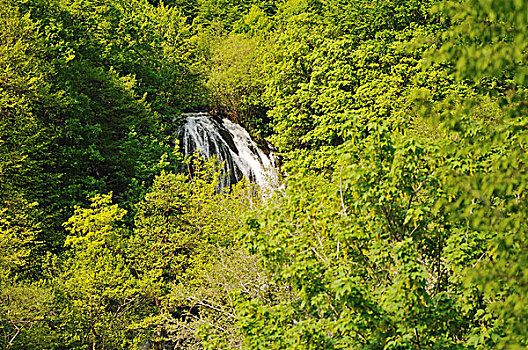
left=178, top=112, right=277, bottom=189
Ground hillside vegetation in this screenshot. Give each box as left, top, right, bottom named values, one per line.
left=2, top=0, right=528, bottom=348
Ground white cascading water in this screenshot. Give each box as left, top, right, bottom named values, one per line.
left=178, top=112, right=277, bottom=189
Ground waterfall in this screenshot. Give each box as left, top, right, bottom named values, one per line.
left=178, top=112, right=277, bottom=189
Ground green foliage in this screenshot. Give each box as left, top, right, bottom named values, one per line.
left=240, top=117, right=494, bottom=348
left=0, top=197, right=41, bottom=280
left=169, top=247, right=271, bottom=349
left=0, top=281, right=55, bottom=349
left=194, top=0, right=277, bottom=32
left=233, top=1, right=528, bottom=348
left=434, top=0, right=528, bottom=84
left=0, top=0, right=64, bottom=251
left=251, top=0, right=460, bottom=172
left=430, top=1, right=528, bottom=347
left=58, top=193, right=138, bottom=349
left=3, top=0, right=528, bottom=348
left=0, top=195, right=56, bottom=349
left=128, top=158, right=263, bottom=348
left=0, top=0, right=197, bottom=253
left=206, top=33, right=270, bottom=139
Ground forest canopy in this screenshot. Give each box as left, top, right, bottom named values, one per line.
left=2, top=0, right=528, bottom=349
